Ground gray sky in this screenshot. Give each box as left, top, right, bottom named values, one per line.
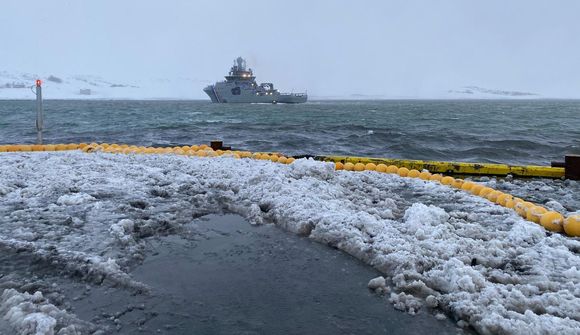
left=2, top=0, right=579, bottom=97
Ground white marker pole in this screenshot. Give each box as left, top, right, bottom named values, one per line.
left=35, top=79, right=43, bottom=144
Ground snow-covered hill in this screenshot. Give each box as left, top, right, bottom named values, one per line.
left=446, top=86, right=540, bottom=99
left=1, top=70, right=545, bottom=100
left=0, top=71, right=211, bottom=100
left=313, top=87, right=542, bottom=100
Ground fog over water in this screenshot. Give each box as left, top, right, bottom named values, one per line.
left=1, top=0, right=580, bottom=98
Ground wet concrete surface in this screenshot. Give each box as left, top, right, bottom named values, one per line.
left=111, top=214, right=464, bottom=334
left=1, top=215, right=467, bottom=334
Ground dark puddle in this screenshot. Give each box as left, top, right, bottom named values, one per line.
left=1, top=215, right=466, bottom=334
left=87, top=214, right=463, bottom=334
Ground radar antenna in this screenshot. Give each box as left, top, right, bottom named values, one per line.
left=236, top=57, right=246, bottom=71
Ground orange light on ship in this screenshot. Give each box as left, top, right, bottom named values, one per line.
left=36, top=79, right=42, bottom=86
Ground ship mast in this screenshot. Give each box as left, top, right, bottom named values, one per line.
left=226, top=57, right=255, bottom=81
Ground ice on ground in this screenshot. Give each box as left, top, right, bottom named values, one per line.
left=0, top=152, right=579, bottom=334
left=389, top=292, right=423, bottom=315
left=425, top=295, right=439, bottom=308
left=367, top=276, right=386, bottom=290
left=56, top=193, right=95, bottom=206
left=109, top=219, right=135, bottom=244
left=0, top=289, right=95, bottom=335
left=403, top=203, right=450, bottom=240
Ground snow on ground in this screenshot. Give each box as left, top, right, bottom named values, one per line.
left=0, top=151, right=579, bottom=334
left=0, top=289, right=96, bottom=335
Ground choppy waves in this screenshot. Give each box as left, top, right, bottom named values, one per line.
left=0, top=100, right=579, bottom=165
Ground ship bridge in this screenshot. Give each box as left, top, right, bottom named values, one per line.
left=225, top=57, right=256, bottom=81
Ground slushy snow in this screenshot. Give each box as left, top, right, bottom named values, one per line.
left=0, top=289, right=95, bottom=335
left=0, top=151, right=579, bottom=334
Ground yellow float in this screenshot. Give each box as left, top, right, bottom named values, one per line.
left=540, top=212, right=564, bottom=232
left=365, top=163, right=377, bottom=171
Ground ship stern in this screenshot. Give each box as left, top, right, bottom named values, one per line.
left=278, top=93, right=307, bottom=104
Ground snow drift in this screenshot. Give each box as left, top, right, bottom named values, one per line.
left=0, top=151, right=578, bottom=334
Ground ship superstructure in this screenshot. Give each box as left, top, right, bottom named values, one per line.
left=203, top=57, right=307, bottom=104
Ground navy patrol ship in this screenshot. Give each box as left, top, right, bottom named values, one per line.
left=204, top=57, right=307, bottom=104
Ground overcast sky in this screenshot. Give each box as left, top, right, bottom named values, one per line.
left=1, top=0, right=579, bottom=97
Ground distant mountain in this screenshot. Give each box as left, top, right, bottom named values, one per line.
left=0, top=71, right=210, bottom=100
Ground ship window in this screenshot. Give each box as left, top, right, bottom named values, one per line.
left=231, top=87, right=241, bottom=95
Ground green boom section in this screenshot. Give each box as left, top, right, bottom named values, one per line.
left=316, top=155, right=565, bottom=179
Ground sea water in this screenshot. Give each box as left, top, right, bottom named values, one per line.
left=1, top=99, right=579, bottom=165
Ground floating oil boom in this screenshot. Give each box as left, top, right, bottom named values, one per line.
left=2, top=142, right=579, bottom=237
left=203, top=57, right=307, bottom=104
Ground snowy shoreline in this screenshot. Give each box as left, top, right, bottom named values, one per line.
left=0, top=152, right=579, bottom=334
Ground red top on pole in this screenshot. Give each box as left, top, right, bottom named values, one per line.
left=36, top=79, right=42, bottom=87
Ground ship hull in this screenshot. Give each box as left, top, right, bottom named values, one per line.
left=204, top=84, right=307, bottom=104
left=203, top=86, right=220, bottom=103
